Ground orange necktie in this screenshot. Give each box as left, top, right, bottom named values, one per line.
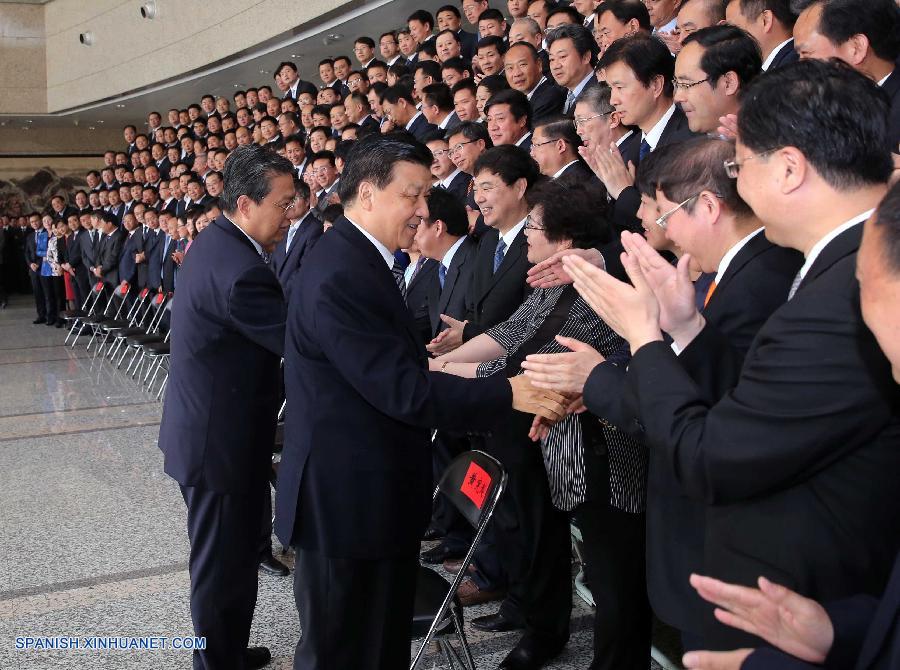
left=703, top=280, right=717, bottom=308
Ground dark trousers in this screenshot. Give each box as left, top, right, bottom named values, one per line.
left=39, top=274, right=57, bottom=323
left=573, top=454, right=651, bottom=670
left=292, top=547, right=417, bottom=670
left=258, top=486, right=274, bottom=561
left=180, top=482, right=267, bottom=670
left=492, top=455, right=572, bottom=646
left=30, top=269, right=45, bottom=319
left=75, top=267, right=92, bottom=309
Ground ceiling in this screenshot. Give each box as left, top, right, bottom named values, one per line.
left=0, top=0, right=444, bottom=133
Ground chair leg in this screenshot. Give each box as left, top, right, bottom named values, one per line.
left=155, top=374, right=168, bottom=401
left=451, top=605, right=476, bottom=670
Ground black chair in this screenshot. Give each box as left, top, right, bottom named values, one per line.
left=410, top=450, right=507, bottom=670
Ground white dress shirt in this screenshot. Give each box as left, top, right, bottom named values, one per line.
left=346, top=216, right=395, bottom=268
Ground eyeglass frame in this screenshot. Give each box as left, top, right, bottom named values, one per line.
left=271, top=195, right=303, bottom=215
left=671, top=77, right=710, bottom=92
left=448, top=140, right=475, bottom=156
left=572, top=111, right=612, bottom=129
left=523, top=213, right=545, bottom=231
left=655, top=194, right=700, bottom=230
left=530, top=137, right=561, bottom=149
left=724, top=148, right=779, bottom=179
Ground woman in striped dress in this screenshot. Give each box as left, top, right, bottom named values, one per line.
left=432, top=178, right=650, bottom=670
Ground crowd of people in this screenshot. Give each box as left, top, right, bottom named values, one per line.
left=2, top=0, right=899, bottom=669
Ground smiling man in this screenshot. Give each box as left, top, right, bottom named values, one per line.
left=275, top=134, right=566, bottom=670
left=159, top=145, right=296, bottom=670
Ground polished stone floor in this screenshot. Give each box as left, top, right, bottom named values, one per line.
left=0, top=295, right=676, bottom=670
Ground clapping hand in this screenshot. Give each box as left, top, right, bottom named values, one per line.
left=527, top=392, right=587, bottom=442
left=562, top=248, right=663, bottom=351
left=426, top=314, right=467, bottom=355
left=526, top=248, right=605, bottom=289
left=578, top=142, right=636, bottom=200
left=717, top=113, right=738, bottom=140
left=521, top=335, right=606, bottom=394
left=683, top=573, right=834, bottom=667
left=621, top=231, right=705, bottom=347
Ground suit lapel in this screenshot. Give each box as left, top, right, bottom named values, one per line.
left=797, top=223, right=862, bottom=293
left=486, top=227, right=526, bottom=292
left=710, top=229, right=768, bottom=301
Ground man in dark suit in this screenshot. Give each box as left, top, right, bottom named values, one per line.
left=505, top=42, right=566, bottom=121
left=531, top=116, right=604, bottom=196
left=78, top=212, right=102, bottom=301
left=159, top=145, right=297, bottom=670
left=135, top=209, right=160, bottom=291
left=381, top=83, right=438, bottom=140
left=403, top=252, right=439, bottom=347
left=724, top=0, right=798, bottom=71
left=145, top=210, right=166, bottom=292
left=598, top=35, right=699, bottom=233
left=269, top=180, right=324, bottom=298
left=566, top=60, right=900, bottom=651
left=793, top=0, right=900, bottom=151
left=275, top=134, right=565, bottom=670
left=24, top=213, right=46, bottom=323
left=158, top=216, right=179, bottom=294
left=117, top=214, right=140, bottom=293
left=546, top=24, right=602, bottom=116
left=94, top=212, right=124, bottom=290
left=423, top=131, right=470, bottom=203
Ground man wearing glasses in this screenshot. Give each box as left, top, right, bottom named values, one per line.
left=159, top=145, right=298, bottom=670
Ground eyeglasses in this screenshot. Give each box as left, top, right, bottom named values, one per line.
left=272, top=196, right=302, bottom=215
left=724, top=149, right=778, bottom=179
left=655, top=194, right=699, bottom=230
left=530, top=138, right=559, bottom=149
left=524, top=214, right=544, bottom=231
left=448, top=140, right=475, bottom=155
left=572, top=112, right=611, bottom=128
left=431, top=148, right=451, bottom=158
left=672, top=77, right=710, bottom=91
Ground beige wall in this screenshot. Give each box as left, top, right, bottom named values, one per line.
left=0, top=156, right=99, bottom=181
left=0, top=3, right=48, bottom=114
left=45, top=0, right=352, bottom=112
left=0, top=126, right=120, bottom=155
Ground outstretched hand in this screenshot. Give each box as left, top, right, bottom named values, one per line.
left=526, top=248, right=606, bottom=289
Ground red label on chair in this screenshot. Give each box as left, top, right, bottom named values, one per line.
left=95, top=281, right=104, bottom=291
left=120, top=281, right=129, bottom=293
left=460, top=462, right=491, bottom=509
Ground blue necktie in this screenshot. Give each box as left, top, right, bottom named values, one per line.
left=392, top=260, right=407, bottom=301
left=438, top=263, right=447, bottom=289
left=639, top=139, right=651, bottom=160
left=493, top=238, right=507, bottom=274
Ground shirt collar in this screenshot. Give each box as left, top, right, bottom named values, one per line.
left=615, top=129, right=634, bottom=147
left=569, top=72, right=595, bottom=97
left=441, top=235, right=467, bottom=270
left=552, top=160, right=579, bottom=179
left=438, top=111, right=456, bottom=129
left=405, top=111, right=424, bottom=131
left=500, top=217, right=527, bottom=251
left=515, top=131, right=532, bottom=147
left=877, top=69, right=893, bottom=87
left=653, top=17, right=678, bottom=34
left=440, top=168, right=462, bottom=188
left=223, top=214, right=264, bottom=257
left=642, top=103, right=676, bottom=152
left=714, top=227, right=765, bottom=285
left=761, top=38, right=793, bottom=71
left=346, top=216, right=396, bottom=268
left=526, top=76, right=547, bottom=99
left=797, top=209, right=874, bottom=283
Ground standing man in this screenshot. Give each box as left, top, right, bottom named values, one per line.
left=275, top=134, right=566, bottom=670
left=158, top=145, right=297, bottom=670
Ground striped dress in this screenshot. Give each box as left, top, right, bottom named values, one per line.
left=476, top=285, right=647, bottom=513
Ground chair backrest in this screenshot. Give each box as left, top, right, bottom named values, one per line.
left=436, top=450, right=506, bottom=530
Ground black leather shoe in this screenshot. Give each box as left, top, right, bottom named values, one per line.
left=258, top=555, right=289, bottom=576
left=470, top=612, right=525, bottom=633
left=423, top=524, right=445, bottom=541
left=244, top=646, right=272, bottom=669
left=33, top=317, right=46, bottom=324
left=420, top=542, right=464, bottom=564
left=499, top=637, right=566, bottom=669
left=55, top=321, right=64, bottom=329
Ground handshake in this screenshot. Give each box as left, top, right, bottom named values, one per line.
left=508, top=375, right=578, bottom=424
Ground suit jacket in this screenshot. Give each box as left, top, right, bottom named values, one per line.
left=743, top=552, right=900, bottom=670
left=144, top=229, right=164, bottom=291
left=441, top=170, right=471, bottom=203
left=313, top=179, right=340, bottom=215
left=158, top=215, right=285, bottom=493
left=612, top=106, right=697, bottom=234
left=515, top=132, right=533, bottom=153
left=406, top=257, right=439, bottom=347
left=767, top=38, right=799, bottom=71
left=274, top=216, right=513, bottom=559
left=109, top=203, right=125, bottom=225
left=98, top=227, right=125, bottom=287
left=564, top=76, right=602, bottom=116
left=554, top=160, right=604, bottom=194
left=270, top=212, right=324, bottom=298
left=406, top=112, right=438, bottom=141
left=426, top=236, right=478, bottom=338
left=529, top=78, right=566, bottom=121
left=622, top=224, right=900, bottom=649
left=67, top=229, right=84, bottom=272
left=159, top=233, right=178, bottom=293
left=80, top=229, right=101, bottom=270
left=881, top=68, right=900, bottom=153
left=458, top=29, right=478, bottom=61
left=584, top=229, right=802, bottom=634
left=117, top=230, right=139, bottom=286
left=359, top=115, right=381, bottom=134
left=462, top=225, right=533, bottom=341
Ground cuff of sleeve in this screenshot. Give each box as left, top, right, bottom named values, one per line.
left=823, top=596, right=878, bottom=669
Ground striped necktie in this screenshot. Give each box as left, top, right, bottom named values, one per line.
left=392, top=260, right=407, bottom=301
left=639, top=139, right=651, bottom=160
left=493, top=238, right=507, bottom=274
left=787, top=269, right=803, bottom=300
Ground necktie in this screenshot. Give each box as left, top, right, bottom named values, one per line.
left=409, top=256, right=426, bottom=284
left=703, top=280, right=717, bottom=308
left=639, top=139, right=651, bottom=160
left=564, top=90, right=576, bottom=114
left=438, top=263, right=447, bottom=289
left=285, top=225, right=298, bottom=253
left=392, top=260, right=407, bottom=301
left=787, top=269, right=803, bottom=300
left=493, top=238, right=507, bottom=274
left=261, top=251, right=271, bottom=264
